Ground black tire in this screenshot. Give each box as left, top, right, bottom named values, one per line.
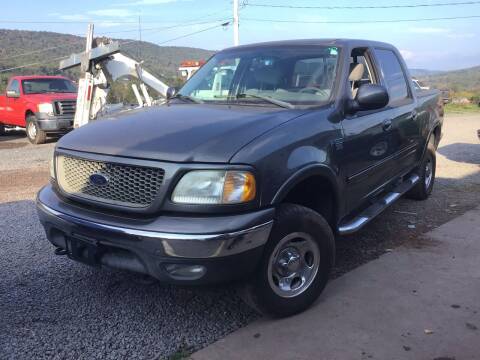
left=0, top=123, right=5, bottom=136
left=242, top=204, right=335, bottom=318
left=406, top=141, right=436, bottom=200
left=26, top=115, right=46, bottom=145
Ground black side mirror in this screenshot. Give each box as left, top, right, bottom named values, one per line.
left=6, top=90, right=20, bottom=98
left=166, top=87, right=177, bottom=100
left=348, top=84, right=389, bottom=114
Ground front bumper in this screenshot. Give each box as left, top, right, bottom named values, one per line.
left=35, top=113, right=73, bottom=132
left=36, top=185, right=274, bottom=284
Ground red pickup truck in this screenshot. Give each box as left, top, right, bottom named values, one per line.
left=0, top=75, right=77, bottom=144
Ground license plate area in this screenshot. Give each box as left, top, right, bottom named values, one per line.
left=66, top=233, right=101, bottom=266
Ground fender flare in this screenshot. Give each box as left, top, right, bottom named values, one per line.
left=422, top=121, right=441, bottom=158
left=271, top=164, right=342, bottom=221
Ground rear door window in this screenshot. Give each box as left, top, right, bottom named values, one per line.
left=374, top=49, right=410, bottom=105
left=7, top=79, right=20, bottom=95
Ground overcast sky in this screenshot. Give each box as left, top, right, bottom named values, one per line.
left=1, top=0, right=478, bottom=70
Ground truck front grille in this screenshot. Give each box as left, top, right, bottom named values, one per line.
left=54, top=100, right=76, bottom=115
left=56, top=155, right=164, bottom=208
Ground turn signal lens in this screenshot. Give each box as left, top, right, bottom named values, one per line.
left=171, top=170, right=256, bottom=205
left=223, top=171, right=256, bottom=203
left=50, top=155, right=56, bottom=179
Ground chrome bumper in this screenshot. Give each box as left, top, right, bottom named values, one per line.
left=37, top=201, right=273, bottom=259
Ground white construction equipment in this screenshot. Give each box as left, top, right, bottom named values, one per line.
left=60, top=24, right=173, bottom=128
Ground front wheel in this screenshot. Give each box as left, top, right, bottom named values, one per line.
left=242, top=204, right=335, bottom=317
left=0, top=124, right=5, bottom=136
left=26, top=115, right=46, bottom=144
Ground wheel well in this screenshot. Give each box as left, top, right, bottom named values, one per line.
left=281, top=176, right=337, bottom=227
left=25, top=110, right=35, bottom=120
left=432, top=126, right=441, bottom=148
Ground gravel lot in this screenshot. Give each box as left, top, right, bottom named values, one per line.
left=1, top=114, right=479, bottom=359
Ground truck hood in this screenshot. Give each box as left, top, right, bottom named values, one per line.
left=26, top=93, right=77, bottom=103
left=58, top=104, right=306, bottom=163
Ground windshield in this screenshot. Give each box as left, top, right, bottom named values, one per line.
left=178, top=45, right=340, bottom=108
left=22, top=78, right=77, bottom=94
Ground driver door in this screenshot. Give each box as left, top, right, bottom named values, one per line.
left=339, top=48, right=398, bottom=213
left=5, top=79, right=24, bottom=126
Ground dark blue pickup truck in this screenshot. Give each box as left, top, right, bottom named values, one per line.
left=37, top=39, right=443, bottom=317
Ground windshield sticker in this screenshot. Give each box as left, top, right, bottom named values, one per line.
left=329, top=47, right=338, bottom=56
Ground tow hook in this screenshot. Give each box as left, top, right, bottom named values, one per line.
left=54, top=247, right=68, bottom=256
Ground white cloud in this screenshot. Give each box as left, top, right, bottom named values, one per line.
left=88, top=9, right=133, bottom=17
left=408, top=27, right=450, bottom=34
left=400, top=49, right=414, bottom=61
left=115, top=0, right=179, bottom=5
left=49, top=13, right=89, bottom=21
left=446, top=33, right=476, bottom=39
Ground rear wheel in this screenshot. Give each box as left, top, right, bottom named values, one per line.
left=406, top=141, right=436, bottom=200
left=26, top=115, right=46, bottom=144
left=241, top=204, right=335, bottom=317
left=0, top=124, right=5, bottom=136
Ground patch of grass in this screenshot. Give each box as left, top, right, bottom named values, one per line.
left=444, top=103, right=480, bottom=114
left=166, top=344, right=192, bottom=360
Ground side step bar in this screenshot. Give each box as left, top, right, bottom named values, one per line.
left=338, top=174, right=420, bottom=235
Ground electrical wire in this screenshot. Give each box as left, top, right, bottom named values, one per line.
left=121, top=21, right=230, bottom=47
left=0, top=21, right=230, bottom=73
left=0, top=18, right=229, bottom=61
left=245, top=0, right=480, bottom=9
left=0, top=55, right=69, bottom=73
left=242, top=14, right=480, bottom=24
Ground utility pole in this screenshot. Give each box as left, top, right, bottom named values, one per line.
left=233, top=0, right=239, bottom=46
left=138, top=15, right=142, bottom=59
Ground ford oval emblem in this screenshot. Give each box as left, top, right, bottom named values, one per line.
left=89, top=173, right=109, bottom=186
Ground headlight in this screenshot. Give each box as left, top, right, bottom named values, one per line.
left=172, top=170, right=256, bottom=205
left=38, top=103, right=54, bottom=116
left=50, top=155, right=56, bottom=179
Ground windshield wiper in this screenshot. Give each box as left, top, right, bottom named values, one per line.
left=235, top=93, right=295, bottom=109
left=171, top=94, right=204, bottom=104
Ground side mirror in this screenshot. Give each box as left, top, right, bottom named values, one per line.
left=348, top=84, right=389, bottom=114
left=6, top=90, right=19, bottom=98
left=166, top=87, right=176, bottom=100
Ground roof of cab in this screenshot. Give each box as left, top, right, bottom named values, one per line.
left=221, top=38, right=395, bottom=52
left=12, top=75, right=71, bottom=81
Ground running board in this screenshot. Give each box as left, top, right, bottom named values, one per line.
left=338, top=174, right=420, bottom=235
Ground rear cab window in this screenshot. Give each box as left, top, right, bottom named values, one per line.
left=373, top=49, right=412, bottom=106
left=7, top=79, right=20, bottom=95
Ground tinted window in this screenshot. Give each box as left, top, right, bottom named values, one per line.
left=7, top=79, right=20, bottom=94
left=180, top=46, right=340, bottom=107
left=22, top=78, right=77, bottom=94
left=374, top=49, right=409, bottom=103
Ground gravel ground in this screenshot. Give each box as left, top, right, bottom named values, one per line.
left=0, top=114, right=479, bottom=359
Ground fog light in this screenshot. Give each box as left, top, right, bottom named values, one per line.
left=164, top=264, right=206, bottom=280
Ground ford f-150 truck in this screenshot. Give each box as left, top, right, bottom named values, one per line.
left=0, top=75, right=77, bottom=144
left=37, top=39, right=443, bottom=317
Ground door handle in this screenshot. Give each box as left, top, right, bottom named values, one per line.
left=382, top=119, right=392, bottom=131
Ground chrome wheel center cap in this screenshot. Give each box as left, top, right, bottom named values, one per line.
left=277, top=248, right=301, bottom=274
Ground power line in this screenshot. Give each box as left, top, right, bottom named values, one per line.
left=0, top=55, right=69, bottom=73
left=245, top=0, right=480, bottom=9
left=242, top=14, right=480, bottom=24
left=96, top=18, right=231, bottom=36
left=0, top=18, right=229, bottom=62
left=127, top=21, right=231, bottom=47
left=0, top=46, right=75, bottom=61
left=0, top=21, right=230, bottom=73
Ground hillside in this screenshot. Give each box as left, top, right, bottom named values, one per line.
left=1, top=29, right=479, bottom=96
left=417, top=65, right=480, bottom=92
left=409, top=68, right=444, bottom=77
left=0, top=29, right=215, bottom=89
